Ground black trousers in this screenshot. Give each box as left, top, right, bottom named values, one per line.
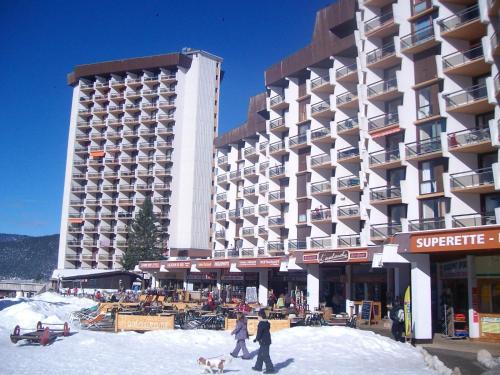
left=255, top=344, right=274, bottom=371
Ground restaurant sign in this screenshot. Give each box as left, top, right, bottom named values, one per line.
left=303, top=250, right=368, bottom=264
left=196, top=260, right=231, bottom=269
left=238, top=257, right=281, bottom=268
left=139, top=261, right=161, bottom=269
left=409, top=227, right=500, bottom=253
left=163, top=261, right=191, bottom=269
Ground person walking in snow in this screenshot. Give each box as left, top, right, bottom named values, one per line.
left=230, top=312, right=251, bottom=359
left=252, top=309, right=275, bottom=374
left=390, top=298, right=405, bottom=343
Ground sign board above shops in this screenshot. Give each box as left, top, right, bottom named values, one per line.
left=237, top=257, right=282, bottom=268
left=407, top=227, right=500, bottom=253
left=300, top=249, right=369, bottom=264
left=163, top=261, right=191, bottom=269
left=196, top=260, right=231, bottom=269
left=140, top=261, right=161, bottom=270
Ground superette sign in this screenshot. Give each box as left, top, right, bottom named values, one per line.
left=410, top=227, right=500, bottom=253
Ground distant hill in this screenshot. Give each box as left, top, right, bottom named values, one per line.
left=0, top=234, right=59, bottom=281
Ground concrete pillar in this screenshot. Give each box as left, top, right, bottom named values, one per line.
left=345, top=265, right=352, bottom=314
left=258, top=269, right=269, bottom=306
left=307, top=264, right=320, bottom=311
left=410, top=254, right=432, bottom=342
left=467, top=255, right=480, bottom=338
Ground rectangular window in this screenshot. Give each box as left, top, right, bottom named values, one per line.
left=417, top=87, right=432, bottom=119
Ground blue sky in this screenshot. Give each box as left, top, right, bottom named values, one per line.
left=0, top=0, right=333, bottom=236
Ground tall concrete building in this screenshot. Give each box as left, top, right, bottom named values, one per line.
left=56, top=49, right=222, bottom=275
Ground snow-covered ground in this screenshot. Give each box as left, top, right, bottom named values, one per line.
left=0, top=293, right=444, bottom=375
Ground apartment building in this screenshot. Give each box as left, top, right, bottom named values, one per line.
left=56, top=49, right=222, bottom=275
left=209, top=0, right=500, bottom=342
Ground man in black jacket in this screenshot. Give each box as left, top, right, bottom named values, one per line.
left=252, top=309, right=275, bottom=374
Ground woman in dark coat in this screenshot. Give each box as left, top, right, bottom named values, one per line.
left=252, top=309, right=275, bottom=374
left=230, top=312, right=251, bottom=359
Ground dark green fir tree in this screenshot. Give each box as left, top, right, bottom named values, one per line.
left=122, top=197, right=164, bottom=270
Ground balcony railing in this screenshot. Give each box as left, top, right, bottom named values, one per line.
left=409, top=217, right=446, bottom=231
left=259, top=205, right=269, bottom=216
left=444, top=84, right=488, bottom=109
left=268, top=216, right=285, bottom=227
left=370, top=186, right=402, bottom=201
left=338, top=234, right=361, bottom=248
left=337, top=205, right=360, bottom=218
left=268, top=241, right=285, bottom=253
left=337, top=147, right=359, bottom=161
left=214, top=250, right=226, bottom=258
left=369, top=148, right=400, bottom=166
left=259, top=183, right=269, bottom=194
left=400, top=25, right=435, bottom=51
left=288, top=240, right=307, bottom=250
left=450, top=167, right=494, bottom=190
left=258, top=226, right=268, bottom=236
left=439, top=4, right=479, bottom=33
left=366, top=43, right=396, bottom=66
left=216, top=193, right=227, bottom=202
left=244, top=165, right=257, bottom=176
left=311, top=181, right=331, bottom=194
left=371, top=223, right=402, bottom=239
left=367, top=77, right=398, bottom=98
left=241, top=248, right=255, bottom=257
left=442, top=45, right=484, bottom=71
left=452, top=213, right=496, bottom=228
left=228, top=209, right=240, bottom=219
left=216, top=212, right=226, bottom=221
left=217, top=174, right=227, bottom=183
left=406, top=137, right=442, bottom=158
left=229, top=170, right=242, bottom=180
left=365, top=11, right=394, bottom=34
left=338, top=176, right=361, bottom=190
left=270, top=95, right=286, bottom=107
left=242, top=206, right=255, bottom=217
left=311, top=153, right=331, bottom=168
left=337, top=116, right=359, bottom=133
left=311, top=207, right=332, bottom=221
left=215, top=230, right=225, bottom=239
left=289, top=133, right=308, bottom=147
left=269, top=165, right=286, bottom=178
left=335, top=62, right=357, bottom=79
left=244, top=146, right=256, bottom=157
left=259, top=142, right=268, bottom=153
left=336, top=90, right=358, bottom=106
left=310, top=127, right=330, bottom=141
left=448, top=127, right=491, bottom=149
left=310, top=236, right=332, bottom=249
left=311, top=100, right=331, bottom=114
left=242, top=227, right=255, bottom=237
left=269, top=117, right=285, bottom=130
left=269, top=141, right=286, bottom=154
left=368, top=112, right=399, bottom=133
left=269, top=190, right=285, bottom=202
left=310, top=76, right=331, bottom=90
left=243, top=185, right=256, bottom=196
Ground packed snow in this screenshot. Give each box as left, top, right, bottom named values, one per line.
left=0, top=293, right=444, bottom=375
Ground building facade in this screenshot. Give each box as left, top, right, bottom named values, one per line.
left=209, top=0, right=500, bottom=342
left=56, top=50, right=222, bottom=274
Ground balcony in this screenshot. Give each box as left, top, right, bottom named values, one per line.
left=310, top=75, right=334, bottom=93
left=310, top=153, right=333, bottom=169
left=259, top=183, right=269, bottom=194
left=367, top=78, right=400, bottom=102
left=409, top=217, right=446, bottom=231
left=244, top=146, right=257, bottom=159
left=269, top=165, right=286, bottom=179
left=269, top=117, right=286, bottom=132
left=439, top=5, right=484, bottom=41
left=368, top=112, right=400, bottom=136
left=258, top=162, right=268, bottom=175
left=243, top=185, right=256, bottom=197
left=268, top=215, right=285, bottom=228
left=444, top=84, right=492, bottom=114
left=288, top=133, right=309, bottom=149
left=366, top=43, right=399, bottom=69
left=338, top=234, right=361, bottom=248
left=229, top=170, right=242, bottom=181
left=241, top=248, right=256, bottom=257
left=448, top=128, right=493, bottom=153
left=364, top=11, right=397, bottom=39
left=450, top=167, right=495, bottom=193
left=158, top=114, right=175, bottom=122
left=310, top=127, right=332, bottom=143
left=442, top=45, right=489, bottom=76
left=335, top=63, right=358, bottom=83
left=213, top=250, right=226, bottom=259
left=159, top=87, right=176, bottom=96
left=337, top=204, right=360, bottom=220
left=259, top=142, right=268, bottom=154
left=337, top=175, right=361, bottom=192
left=310, top=236, right=332, bottom=250
left=336, top=90, right=359, bottom=109
left=267, top=241, right=285, bottom=256
left=242, top=227, right=255, bottom=238
left=400, top=25, right=438, bottom=54
left=216, top=212, right=227, bottom=222
left=311, top=181, right=332, bottom=196
left=405, top=136, right=442, bottom=161
left=258, top=205, right=269, bottom=216
left=153, top=183, right=170, bottom=190
left=452, top=213, right=496, bottom=228
left=369, top=148, right=401, bottom=169
left=370, top=223, right=402, bottom=241
left=288, top=240, right=307, bottom=251
left=337, top=116, right=359, bottom=136
left=243, top=165, right=257, bottom=178
left=268, top=190, right=285, bottom=203
left=242, top=206, right=256, bottom=217
left=217, top=173, right=228, bottom=185
left=492, top=32, right=500, bottom=56
left=216, top=193, right=227, bottom=204
left=311, top=207, right=332, bottom=223
left=258, top=226, right=268, bottom=237
left=228, top=209, right=241, bottom=220
left=370, top=186, right=402, bottom=205
left=269, top=95, right=288, bottom=110
left=311, top=100, right=333, bottom=118
left=337, top=147, right=360, bottom=163
left=215, top=230, right=225, bottom=240
left=269, top=141, right=287, bottom=156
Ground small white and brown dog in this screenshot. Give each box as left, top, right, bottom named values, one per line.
left=197, top=356, right=231, bottom=374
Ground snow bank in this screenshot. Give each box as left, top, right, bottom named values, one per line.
left=0, top=294, right=442, bottom=375
left=478, top=349, right=500, bottom=369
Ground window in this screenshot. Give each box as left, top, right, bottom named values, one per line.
left=418, top=119, right=445, bottom=140
left=417, top=86, right=432, bottom=119
left=388, top=204, right=405, bottom=224
left=420, top=161, right=436, bottom=194
left=476, top=112, right=494, bottom=129
left=387, top=167, right=405, bottom=188
left=420, top=197, right=446, bottom=219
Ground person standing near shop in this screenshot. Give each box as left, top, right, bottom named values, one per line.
left=390, top=297, right=405, bottom=343
left=252, top=309, right=275, bottom=374
left=230, top=313, right=251, bottom=359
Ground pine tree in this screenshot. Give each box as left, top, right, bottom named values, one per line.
left=122, top=197, right=164, bottom=270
